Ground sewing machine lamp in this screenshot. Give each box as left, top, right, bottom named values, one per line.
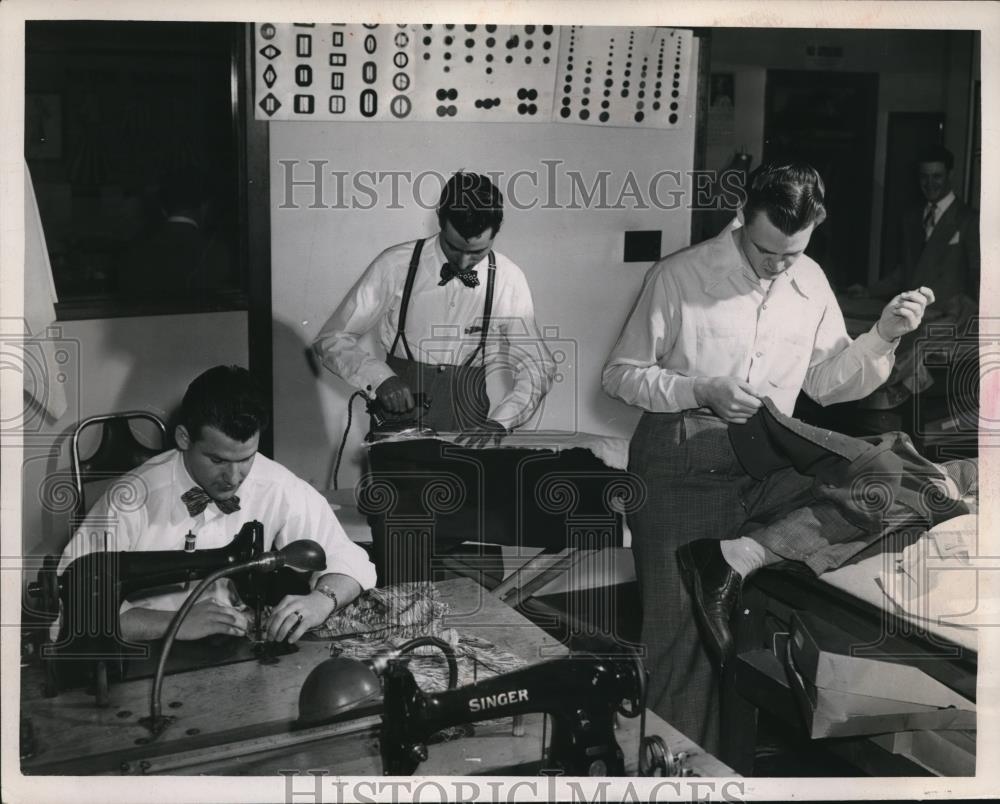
left=296, top=657, right=382, bottom=726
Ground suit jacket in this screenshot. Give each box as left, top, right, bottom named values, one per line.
left=730, top=398, right=972, bottom=534
left=897, top=197, right=979, bottom=302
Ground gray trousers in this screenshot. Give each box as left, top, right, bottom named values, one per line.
left=627, top=410, right=892, bottom=753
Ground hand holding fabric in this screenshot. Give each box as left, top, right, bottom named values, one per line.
left=693, top=377, right=762, bottom=424
left=455, top=418, right=510, bottom=448
left=265, top=590, right=336, bottom=644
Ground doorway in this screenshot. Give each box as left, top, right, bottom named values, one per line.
left=880, top=112, right=946, bottom=278
left=763, top=70, right=879, bottom=288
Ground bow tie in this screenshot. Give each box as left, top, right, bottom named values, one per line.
left=439, top=263, right=480, bottom=288
left=181, top=487, right=241, bottom=516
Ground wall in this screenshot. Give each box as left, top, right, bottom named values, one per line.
left=21, top=312, right=248, bottom=561
left=269, top=42, right=699, bottom=490
left=705, top=28, right=972, bottom=283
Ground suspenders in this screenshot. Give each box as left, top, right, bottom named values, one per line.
left=388, top=237, right=497, bottom=366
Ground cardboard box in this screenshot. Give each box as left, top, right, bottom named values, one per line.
left=784, top=612, right=976, bottom=739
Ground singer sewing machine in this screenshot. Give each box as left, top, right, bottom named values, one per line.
left=28, top=521, right=311, bottom=703
left=377, top=651, right=662, bottom=776
left=20, top=579, right=735, bottom=777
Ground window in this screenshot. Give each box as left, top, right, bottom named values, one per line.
left=25, top=21, right=246, bottom=319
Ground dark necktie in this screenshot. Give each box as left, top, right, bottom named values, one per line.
left=439, top=263, right=480, bottom=288
left=181, top=486, right=241, bottom=516
left=923, top=202, right=938, bottom=241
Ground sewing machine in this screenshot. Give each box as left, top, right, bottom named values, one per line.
left=28, top=520, right=310, bottom=702
left=297, top=642, right=682, bottom=777
left=379, top=652, right=659, bottom=776
left=20, top=579, right=732, bottom=777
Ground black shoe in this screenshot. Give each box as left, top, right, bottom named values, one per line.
left=677, top=539, right=742, bottom=667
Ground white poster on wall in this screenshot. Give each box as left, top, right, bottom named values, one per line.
left=255, top=23, right=692, bottom=128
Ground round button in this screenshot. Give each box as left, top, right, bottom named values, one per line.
left=755, top=351, right=763, bottom=358
left=438, top=365, right=447, bottom=373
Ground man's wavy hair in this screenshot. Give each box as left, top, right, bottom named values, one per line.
left=437, top=172, right=504, bottom=239
left=179, top=365, right=270, bottom=443
left=743, top=162, right=827, bottom=235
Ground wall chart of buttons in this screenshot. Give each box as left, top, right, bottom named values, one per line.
left=255, top=23, right=692, bottom=128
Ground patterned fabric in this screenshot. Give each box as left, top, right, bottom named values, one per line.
left=311, top=582, right=527, bottom=728
left=438, top=262, right=480, bottom=288
left=181, top=486, right=240, bottom=516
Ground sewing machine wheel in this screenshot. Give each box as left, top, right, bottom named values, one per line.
left=639, top=735, right=676, bottom=777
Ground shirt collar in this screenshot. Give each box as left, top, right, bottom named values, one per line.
left=931, top=191, right=956, bottom=216
left=701, top=217, right=813, bottom=299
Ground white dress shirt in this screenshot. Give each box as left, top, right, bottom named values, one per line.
left=313, top=236, right=555, bottom=430
left=58, top=450, right=377, bottom=613
left=603, top=220, right=897, bottom=416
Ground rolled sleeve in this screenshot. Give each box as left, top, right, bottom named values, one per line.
left=279, top=480, right=377, bottom=591
left=490, top=283, right=557, bottom=430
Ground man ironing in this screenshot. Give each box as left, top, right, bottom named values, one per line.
left=313, top=172, right=555, bottom=446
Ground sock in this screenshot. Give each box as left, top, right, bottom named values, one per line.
left=719, top=537, right=767, bottom=579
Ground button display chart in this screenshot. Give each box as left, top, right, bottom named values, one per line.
left=255, top=23, right=416, bottom=121
left=409, top=23, right=559, bottom=122
left=554, top=26, right=692, bottom=128
left=255, top=23, right=692, bottom=128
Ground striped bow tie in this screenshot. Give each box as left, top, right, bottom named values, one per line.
left=181, top=487, right=241, bottom=516
left=439, top=263, right=480, bottom=288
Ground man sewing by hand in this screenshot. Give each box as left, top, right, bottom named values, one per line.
left=58, top=366, right=377, bottom=645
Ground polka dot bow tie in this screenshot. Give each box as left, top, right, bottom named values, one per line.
left=438, top=263, right=480, bottom=288
left=181, top=487, right=241, bottom=516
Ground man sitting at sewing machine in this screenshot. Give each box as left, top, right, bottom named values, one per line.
left=312, top=171, right=556, bottom=446
left=58, top=365, right=377, bottom=643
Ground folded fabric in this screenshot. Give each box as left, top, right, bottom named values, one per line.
left=313, top=582, right=447, bottom=641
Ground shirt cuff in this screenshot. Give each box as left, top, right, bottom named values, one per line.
left=859, top=324, right=899, bottom=356
left=359, top=362, right=398, bottom=395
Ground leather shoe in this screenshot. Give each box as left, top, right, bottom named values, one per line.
left=677, top=539, right=742, bottom=666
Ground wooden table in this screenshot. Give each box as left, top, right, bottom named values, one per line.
left=21, top=579, right=733, bottom=777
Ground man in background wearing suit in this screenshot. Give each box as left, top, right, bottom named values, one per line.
left=861, top=144, right=979, bottom=304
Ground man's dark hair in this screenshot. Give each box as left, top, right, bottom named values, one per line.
left=916, top=144, right=954, bottom=171
left=179, top=365, right=270, bottom=443
left=437, top=172, right=504, bottom=239
left=743, top=162, right=827, bottom=235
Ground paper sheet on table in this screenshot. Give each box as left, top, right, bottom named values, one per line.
left=879, top=514, right=998, bottom=632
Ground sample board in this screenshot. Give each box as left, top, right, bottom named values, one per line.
left=255, top=23, right=693, bottom=128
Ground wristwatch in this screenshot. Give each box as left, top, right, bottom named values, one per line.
left=314, top=582, right=340, bottom=613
